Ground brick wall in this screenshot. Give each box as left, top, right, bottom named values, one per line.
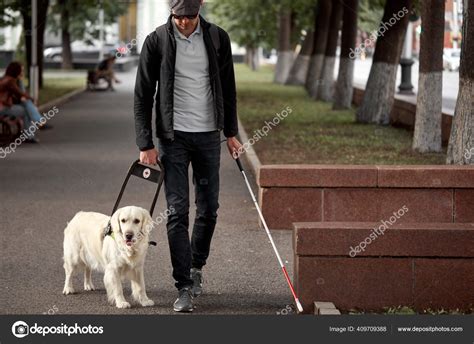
left=258, top=165, right=474, bottom=313
left=259, top=165, right=474, bottom=229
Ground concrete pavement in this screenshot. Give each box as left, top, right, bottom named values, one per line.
left=0, top=67, right=295, bottom=315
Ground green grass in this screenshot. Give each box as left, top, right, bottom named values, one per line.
left=235, top=64, right=446, bottom=165
left=38, top=77, right=85, bottom=106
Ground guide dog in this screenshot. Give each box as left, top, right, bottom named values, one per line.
left=62, top=206, right=155, bottom=308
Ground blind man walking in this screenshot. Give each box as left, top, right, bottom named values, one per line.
left=134, top=0, right=242, bottom=312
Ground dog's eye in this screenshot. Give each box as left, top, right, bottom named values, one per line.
left=133, top=219, right=140, bottom=224
left=121, top=219, right=126, bottom=223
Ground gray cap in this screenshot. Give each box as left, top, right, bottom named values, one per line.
left=170, top=0, right=201, bottom=15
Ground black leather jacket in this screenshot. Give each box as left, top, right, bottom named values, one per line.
left=134, top=15, right=238, bottom=151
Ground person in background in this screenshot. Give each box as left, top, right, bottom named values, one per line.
left=6, top=62, right=52, bottom=130
left=96, top=55, right=121, bottom=91
left=0, top=61, right=39, bottom=143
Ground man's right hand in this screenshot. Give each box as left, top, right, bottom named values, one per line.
left=140, top=148, right=159, bottom=165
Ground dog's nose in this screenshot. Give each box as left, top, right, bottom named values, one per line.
left=125, top=233, right=133, bottom=240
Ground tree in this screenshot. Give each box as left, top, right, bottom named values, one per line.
left=333, top=0, right=359, bottom=109
left=356, top=0, right=412, bottom=124
left=279, top=0, right=316, bottom=85
left=358, top=0, right=385, bottom=33
left=50, top=0, right=129, bottom=69
left=317, top=0, right=343, bottom=101
left=285, top=30, right=314, bottom=85
left=412, top=0, right=445, bottom=153
left=305, top=0, right=332, bottom=98
left=209, top=0, right=278, bottom=71
left=274, top=8, right=294, bottom=83
left=0, top=0, right=50, bottom=88
left=57, top=0, right=73, bottom=69
left=447, top=0, right=474, bottom=164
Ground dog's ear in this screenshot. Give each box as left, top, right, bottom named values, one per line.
left=110, top=208, right=122, bottom=234
left=141, top=210, right=154, bottom=235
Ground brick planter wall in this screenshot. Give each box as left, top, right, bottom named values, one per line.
left=258, top=165, right=474, bottom=313
left=293, top=222, right=474, bottom=313
left=259, top=165, right=474, bottom=230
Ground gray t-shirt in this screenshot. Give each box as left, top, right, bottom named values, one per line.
left=172, top=20, right=216, bottom=132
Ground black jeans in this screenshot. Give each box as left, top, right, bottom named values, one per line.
left=159, top=130, right=221, bottom=290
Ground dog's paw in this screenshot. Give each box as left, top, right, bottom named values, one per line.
left=62, top=286, right=75, bottom=295
left=140, top=299, right=155, bottom=307
left=84, top=283, right=95, bottom=291
left=116, top=301, right=131, bottom=309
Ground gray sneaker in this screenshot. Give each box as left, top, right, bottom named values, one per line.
left=173, top=287, right=194, bottom=312
left=190, top=268, right=203, bottom=297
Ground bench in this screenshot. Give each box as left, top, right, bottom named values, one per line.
left=0, top=115, right=23, bottom=145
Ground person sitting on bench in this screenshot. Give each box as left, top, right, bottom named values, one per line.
left=0, top=61, right=39, bottom=143
left=96, top=55, right=121, bottom=91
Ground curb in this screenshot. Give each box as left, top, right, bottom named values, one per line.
left=38, top=87, right=87, bottom=113
left=237, top=117, right=262, bottom=179
left=314, top=301, right=342, bottom=315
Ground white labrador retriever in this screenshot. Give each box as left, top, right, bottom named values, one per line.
left=62, top=206, right=155, bottom=308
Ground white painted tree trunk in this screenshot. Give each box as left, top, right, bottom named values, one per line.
left=246, top=48, right=259, bottom=71
left=412, top=72, right=443, bottom=152
left=356, top=62, right=398, bottom=124
left=274, top=51, right=294, bottom=84
left=333, top=57, right=355, bottom=109
left=305, top=54, right=325, bottom=99
left=317, top=56, right=337, bottom=101
left=446, top=79, right=474, bottom=164
left=286, top=55, right=311, bottom=85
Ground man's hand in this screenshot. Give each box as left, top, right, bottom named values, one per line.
left=226, top=136, right=243, bottom=159
left=140, top=148, right=159, bottom=165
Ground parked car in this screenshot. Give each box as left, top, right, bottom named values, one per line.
left=44, top=40, right=121, bottom=61
left=443, top=48, right=461, bottom=72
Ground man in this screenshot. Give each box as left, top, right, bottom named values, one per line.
left=96, top=55, right=121, bottom=91
left=134, top=0, right=242, bottom=312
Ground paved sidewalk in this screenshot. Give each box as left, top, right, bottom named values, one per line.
left=0, top=68, right=294, bottom=315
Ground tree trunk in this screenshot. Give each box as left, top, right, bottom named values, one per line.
left=285, top=30, right=314, bottom=85
left=356, top=0, right=412, bottom=124
left=274, top=9, right=294, bottom=84
left=412, top=0, right=445, bottom=153
left=447, top=0, right=474, bottom=164
left=305, top=0, right=332, bottom=98
left=59, top=0, right=74, bottom=69
left=333, top=0, right=359, bottom=109
left=245, top=47, right=259, bottom=71
left=317, top=0, right=343, bottom=101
